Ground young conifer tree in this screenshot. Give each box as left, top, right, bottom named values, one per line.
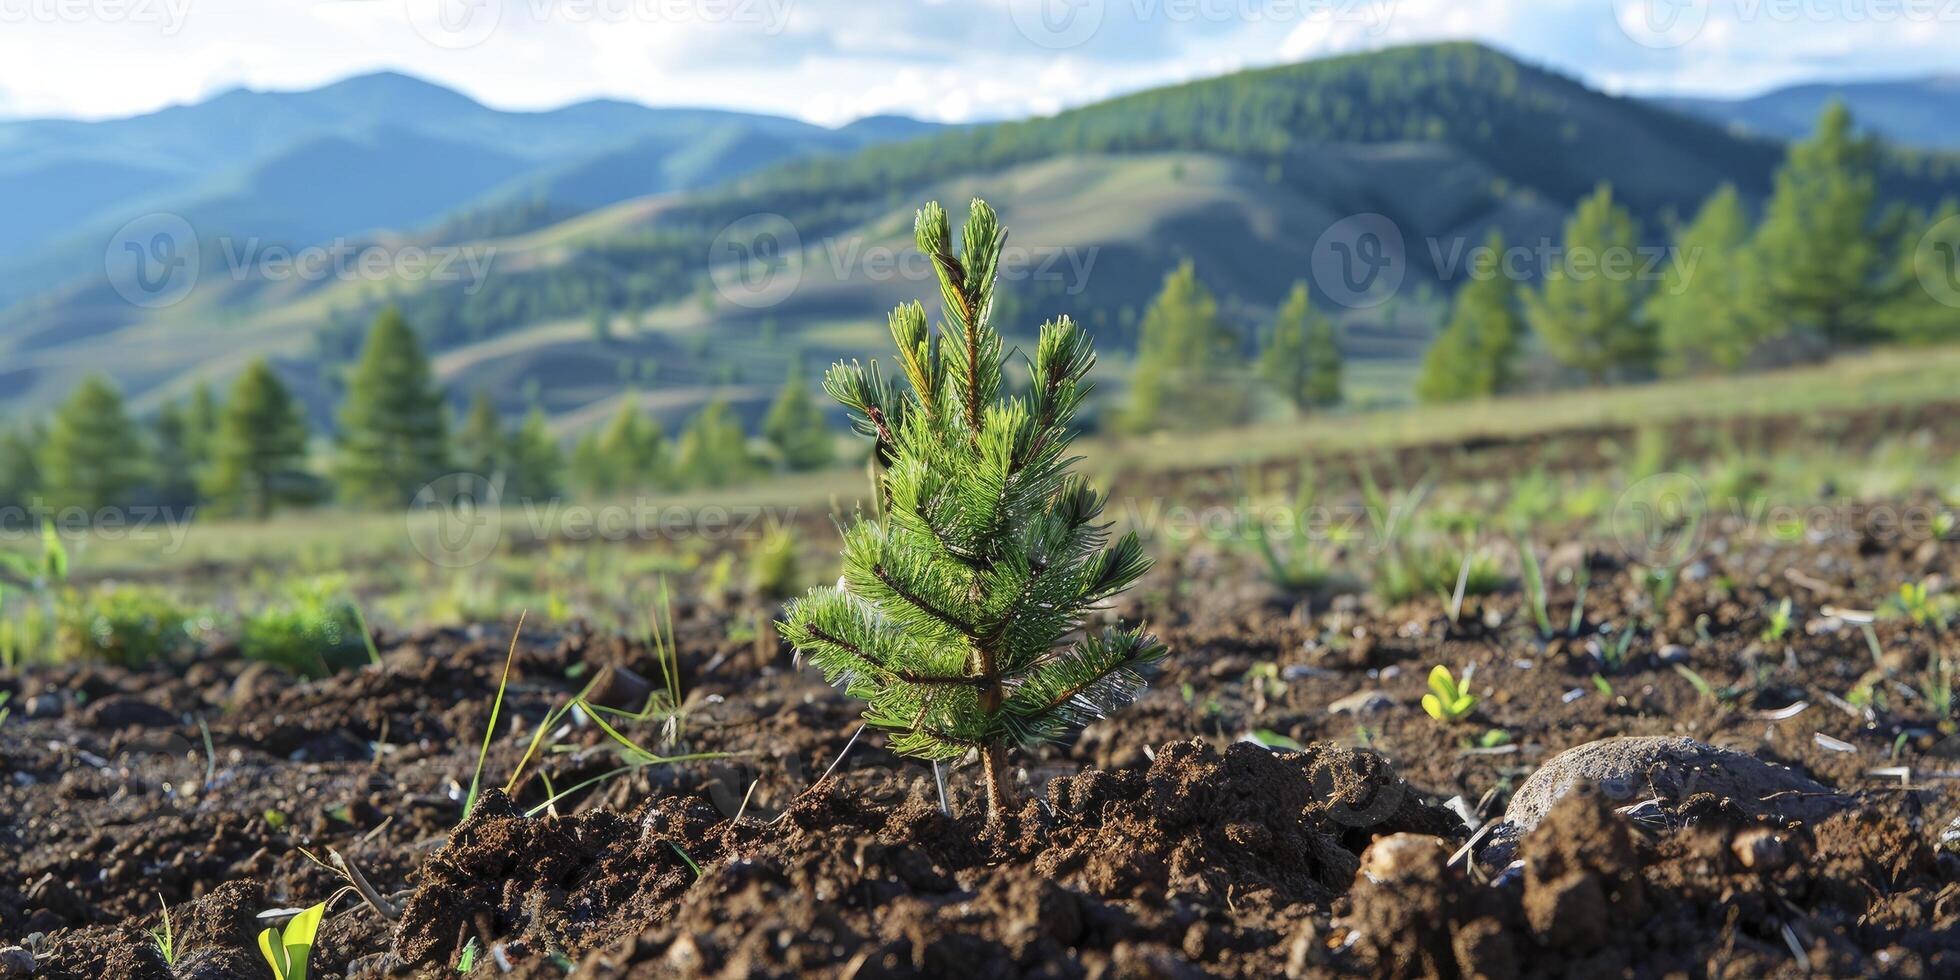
left=780, top=199, right=1166, bottom=822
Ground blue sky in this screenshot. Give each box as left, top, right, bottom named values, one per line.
left=0, top=0, right=1954, bottom=123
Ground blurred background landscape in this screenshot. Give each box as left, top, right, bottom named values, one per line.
left=0, top=0, right=1957, bottom=641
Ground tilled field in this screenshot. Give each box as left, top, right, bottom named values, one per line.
left=2, top=494, right=1958, bottom=978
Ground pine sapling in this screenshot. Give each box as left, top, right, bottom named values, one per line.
left=781, top=198, right=1166, bottom=823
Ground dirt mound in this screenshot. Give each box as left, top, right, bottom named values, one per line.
left=381, top=739, right=1460, bottom=976
left=1337, top=787, right=1960, bottom=978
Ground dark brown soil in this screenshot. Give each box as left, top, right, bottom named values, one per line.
left=4, top=408, right=1959, bottom=977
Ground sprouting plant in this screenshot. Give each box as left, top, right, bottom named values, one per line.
left=1761, top=597, right=1794, bottom=644
left=1244, top=467, right=1334, bottom=592
left=456, top=939, right=479, bottom=974
left=747, top=527, right=801, bottom=601
left=1674, top=663, right=1722, bottom=703
left=781, top=199, right=1165, bottom=822
left=462, top=613, right=526, bottom=822
left=147, top=895, right=175, bottom=967
left=1889, top=579, right=1947, bottom=631
left=1477, top=728, right=1511, bottom=748
left=1517, top=539, right=1554, bottom=639
left=1591, top=673, right=1614, bottom=699
left=1421, top=665, right=1477, bottom=724
left=258, top=901, right=326, bottom=980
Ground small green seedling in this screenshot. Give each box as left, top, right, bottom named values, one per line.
left=1891, top=580, right=1946, bottom=631
left=148, top=895, right=175, bottom=967
left=1591, top=673, right=1614, bottom=699
left=1517, top=539, right=1554, bottom=639
left=258, top=902, right=326, bottom=980
left=1761, top=597, right=1794, bottom=643
left=1421, top=665, right=1477, bottom=723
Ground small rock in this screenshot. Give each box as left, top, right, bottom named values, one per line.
left=81, top=695, right=177, bottom=731
left=586, top=664, right=656, bottom=713
left=1498, top=736, right=1847, bottom=838
left=23, top=694, right=63, bottom=719
left=1329, top=690, right=1395, bottom=715
left=1657, top=644, right=1690, bottom=665
left=1360, top=833, right=1451, bottom=883
left=1732, top=827, right=1791, bottom=871
left=0, top=946, right=35, bottom=976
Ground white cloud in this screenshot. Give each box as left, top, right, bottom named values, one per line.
left=0, top=0, right=1954, bottom=123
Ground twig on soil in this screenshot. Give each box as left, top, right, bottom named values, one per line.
left=725, top=779, right=759, bottom=838
left=195, top=716, right=216, bottom=790
left=299, top=847, right=401, bottom=921
left=773, top=724, right=865, bottom=825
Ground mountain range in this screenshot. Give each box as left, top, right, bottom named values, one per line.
left=1, top=44, right=1956, bottom=432
left=1660, top=76, right=1960, bottom=150
left=0, top=72, right=935, bottom=305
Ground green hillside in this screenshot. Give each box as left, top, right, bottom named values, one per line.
left=5, top=41, right=1957, bottom=433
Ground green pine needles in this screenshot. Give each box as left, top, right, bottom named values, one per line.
left=780, top=198, right=1166, bottom=822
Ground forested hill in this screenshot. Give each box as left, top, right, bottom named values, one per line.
left=669, top=41, right=1955, bottom=238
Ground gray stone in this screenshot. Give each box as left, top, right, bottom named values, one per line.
left=1502, top=736, right=1847, bottom=836
left=0, top=946, right=34, bottom=977
left=1328, top=690, right=1395, bottom=715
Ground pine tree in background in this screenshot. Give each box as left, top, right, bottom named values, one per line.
left=674, top=399, right=752, bottom=488
left=184, top=382, right=220, bottom=473
left=1871, top=198, right=1960, bottom=344
left=781, top=199, right=1164, bottom=822
left=573, top=396, right=668, bottom=495
left=762, top=366, right=833, bottom=471
left=1418, top=230, right=1521, bottom=402
left=0, top=424, right=45, bottom=509
left=332, top=307, right=450, bottom=507
left=1259, top=281, right=1342, bottom=410
left=456, top=389, right=506, bottom=480
left=1123, top=260, right=1244, bottom=432
left=1524, top=184, right=1654, bottom=382
left=1304, top=292, right=1343, bottom=408
left=504, top=407, right=565, bottom=501
left=151, top=400, right=202, bottom=508
left=1653, top=185, right=1768, bottom=375
left=1753, top=101, right=1879, bottom=343
left=40, top=375, right=150, bottom=511
left=206, top=359, right=312, bottom=518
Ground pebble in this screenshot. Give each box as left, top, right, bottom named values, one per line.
left=1657, top=644, right=1691, bottom=665
left=23, top=694, right=62, bottom=720
left=1328, top=690, right=1395, bottom=715
left=0, top=946, right=34, bottom=976
left=1732, top=827, right=1791, bottom=871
